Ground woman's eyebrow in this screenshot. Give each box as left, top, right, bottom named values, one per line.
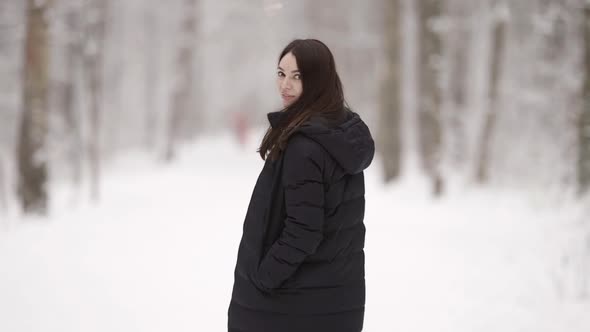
left=277, top=66, right=300, bottom=73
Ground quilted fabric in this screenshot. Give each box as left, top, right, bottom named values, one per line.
left=228, top=108, right=375, bottom=331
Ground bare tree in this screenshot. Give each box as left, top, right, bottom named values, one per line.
left=0, top=152, right=6, bottom=214
left=475, top=1, right=507, bottom=183
left=165, top=0, right=200, bottom=161
left=62, top=3, right=84, bottom=190
left=379, top=0, right=403, bottom=182
left=16, top=0, right=52, bottom=215
left=144, top=3, right=159, bottom=150
left=443, top=0, right=472, bottom=168
left=580, top=2, right=590, bottom=194
left=417, top=0, right=444, bottom=195
left=82, top=0, right=107, bottom=200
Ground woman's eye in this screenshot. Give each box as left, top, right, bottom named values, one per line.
left=277, top=71, right=285, bottom=77
left=294, top=74, right=301, bottom=80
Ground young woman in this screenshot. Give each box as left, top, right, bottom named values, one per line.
left=227, top=39, right=375, bottom=332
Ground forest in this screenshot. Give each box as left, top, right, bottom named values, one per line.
left=0, top=0, right=589, bottom=214
left=1, top=0, right=590, bottom=331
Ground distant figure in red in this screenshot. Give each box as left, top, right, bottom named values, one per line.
left=232, top=111, right=249, bottom=147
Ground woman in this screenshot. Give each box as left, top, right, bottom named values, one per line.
left=227, top=39, right=375, bottom=332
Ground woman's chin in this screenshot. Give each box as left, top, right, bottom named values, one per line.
left=282, top=98, right=297, bottom=107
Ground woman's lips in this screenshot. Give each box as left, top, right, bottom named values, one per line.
left=281, top=94, right=295, bottom=102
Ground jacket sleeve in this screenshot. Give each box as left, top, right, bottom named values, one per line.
left=252, top=136, right=325, bottom=293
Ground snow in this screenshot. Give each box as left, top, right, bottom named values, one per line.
left=1, top=130, right=589, bottom=332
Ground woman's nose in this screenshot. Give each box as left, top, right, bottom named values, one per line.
left=281, top=77, right=292, bottom=90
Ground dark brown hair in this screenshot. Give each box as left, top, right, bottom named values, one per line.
left=258, top=39, right=347, bottom=160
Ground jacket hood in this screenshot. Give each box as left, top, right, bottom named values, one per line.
left=267, top=109, right=375, bottom=174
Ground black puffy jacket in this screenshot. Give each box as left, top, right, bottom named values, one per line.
left=228, top=108, right=375, bottom=317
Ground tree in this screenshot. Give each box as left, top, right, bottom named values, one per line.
left=580, top=2, right=590, bottom=194
left=379, top=0, right=403, bottom=182
left=82, top=0, right=108, bottom=200
left=143, top=2, right=159, bottom=150
left=165, top=0, right=200, bottom=161
left=417, top=0, right=444, bottom=195
left=61, top=2, right=84, bottom=191
left=474, top=1, right=507, bottom=183
left=16, top=0, right=52, bottom=214
left=443, top=0, right=473, bottom=169
left=0, top=152, right=6, bottom=214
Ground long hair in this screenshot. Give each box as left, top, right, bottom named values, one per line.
left=258, top=39, right=347, bottom=161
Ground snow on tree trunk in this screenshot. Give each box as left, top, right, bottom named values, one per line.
left=16, top=0, right=52, bottom=215
left=417, top=0, right=444, bottom=196
left=378, top=0, right=402, bottom=182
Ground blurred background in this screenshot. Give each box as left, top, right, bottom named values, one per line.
left=1, top=0, right=590, bottom=331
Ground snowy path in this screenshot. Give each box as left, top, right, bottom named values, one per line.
left=1, top=133, right=589, bottom=332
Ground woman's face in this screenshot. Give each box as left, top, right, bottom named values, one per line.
left=276, top=52, right=302, bottom=107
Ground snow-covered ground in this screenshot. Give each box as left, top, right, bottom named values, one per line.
left=1, top=131, right=589, bottom=332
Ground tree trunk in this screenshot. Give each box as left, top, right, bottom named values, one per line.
left=0, top=153, right=6, bottom=214
left=165, top=0, right=199, bottom=161
left=83, top=0, right=107, bottom=201
left=475, top=3, right=506, bottom=183
left=580, top=3, right=590, bottom=194
left=445, top=0, right=472, bottom=167
left=379, top=0, right=403, bottom=182
left=417, top=0, right=444, bottom=196
left=63, top=5, right=83, bottom=190
left=144, top=4, right=159, bottom=150
left=16, top=0, right=51, bottom=215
